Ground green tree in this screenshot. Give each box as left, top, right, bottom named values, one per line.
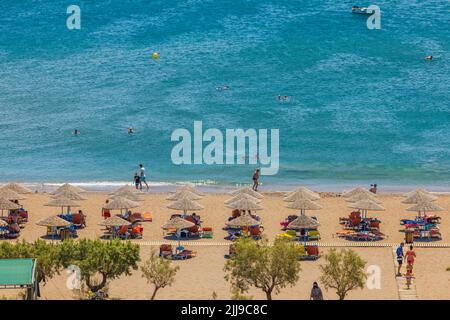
left=59, top=239, right=140, bottom=292
left=224, top=237, right=301, bottom=300
left=320, top=248, right=367, bottom=300
left=0, top=240, right=62, bottom=285
left=140, top=249, right=179, bottom=300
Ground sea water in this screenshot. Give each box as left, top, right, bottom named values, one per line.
left=0, top=0, right=449, bottom=191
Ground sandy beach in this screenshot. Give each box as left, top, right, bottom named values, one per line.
left=1, top=190, right=450, bottom=300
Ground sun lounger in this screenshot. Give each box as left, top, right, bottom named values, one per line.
left=201, top=227, right=213, bottom=238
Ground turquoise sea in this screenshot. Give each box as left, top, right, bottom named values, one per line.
left=0, top=1, right=449, bottom=191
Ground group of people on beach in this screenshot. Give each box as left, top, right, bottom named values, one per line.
left=396, top=243, right=416, bottom=289
left=133, top=163, right=149, bottom=191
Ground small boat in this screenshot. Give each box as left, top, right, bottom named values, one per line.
left=351, top=6, right=371, bottom=15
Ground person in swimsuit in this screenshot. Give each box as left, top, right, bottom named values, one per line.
left=405, top=245, right=416, bottom=269
left=133, top=172, right=141, bottom=190
left=252, top=168, right=260, bottom=191
left=139, top=163, right=149, bottom=191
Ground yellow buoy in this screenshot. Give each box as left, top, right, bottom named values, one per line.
left=152, top=52, right=158, bottom=60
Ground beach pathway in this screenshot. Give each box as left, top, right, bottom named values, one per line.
left=392, top=247, right=418, bottom=300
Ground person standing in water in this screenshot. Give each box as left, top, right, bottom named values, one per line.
left=252, top=168, right=260, bottom=191
left=139, top=163, right=149, bottom=191
left=133, top=172, right=141, bottom=190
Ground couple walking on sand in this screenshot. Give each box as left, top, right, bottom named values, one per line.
left=133, top=163, right=149, bottom=191
left=396, top=243, right=416, bottom=289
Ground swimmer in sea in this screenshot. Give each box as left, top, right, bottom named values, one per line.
left=128, top=127, right=134, bottom=135
left=216, top=85, right=230, bottom=91
left=425, top=55, right=433, bottom=61
left=73, top=129, right=80, bottom=136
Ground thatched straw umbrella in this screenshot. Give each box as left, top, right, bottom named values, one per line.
left=0, top=182, right=32, bottom=194
left=224, top=193, right=261, bottom=205
left=406, top=201, right=443, bottom=217
left=53, top=183, right=86, bottom=195
left=286, top=199, right=322, bottom=216
left=226, top=214, right=261, bottom=228
left=175, top=185, right=204, bottom=197
left=0, top=197, right=21, bottom=217
left=348, top=199, right=385, bottom=219
left=103, top=196, right=139, bottom=215
left=162, top=217, right=195, bottom=247
left=45, top=197, right=80, bottom=214
left=284, top=190, right=320, bottom=202
left=402, top=192, right=437, bottom=204
left=36, top=216, right=71, bottom=227
left=403, top=188, right=432, bottom=198
left=166, top=190, right=203, bottom=201
left=115, top=185, right=142, bottom=194
left=226, top=198, right=264, bottom=212
left=167, top=198, right=204, bottom=215
left=285, top=187, right=320, bottom=200
left=0, top=189, right=25, bottom=201
left=99, top=216, right=131, bottom=227
left=287, top=215, right=320, bottom=230
left=110, top=189, right=143, bottom=201
left=53, top=189, right=86, bottom=201
left=342, top=187, right=374, bottom=199
left=346, top=192, right=380, bottom=203
left=229, top=187, right=263, bottom=199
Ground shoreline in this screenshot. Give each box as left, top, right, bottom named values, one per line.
left=3, top=180, right=450, bottom=194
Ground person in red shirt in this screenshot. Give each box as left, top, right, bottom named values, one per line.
left=252, top=168, right=260, bottom=191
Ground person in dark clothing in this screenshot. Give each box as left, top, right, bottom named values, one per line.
left=252, top=168, right=260, bottom=191
left=133, top=172, right=141, bottom=190
left=310, top=282, right=323, bottom=300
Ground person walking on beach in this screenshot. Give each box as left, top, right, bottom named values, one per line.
left=252, top=168, right=260, bottom=191
left=396, top=243, right=405, bottom=276
left=133, top=172, right=141, bottom=190
left=406, top=245, right=416, bottom=269
left=310, top=282, right=323, bottom=300
left=139, top=163, right=149, bottom=191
